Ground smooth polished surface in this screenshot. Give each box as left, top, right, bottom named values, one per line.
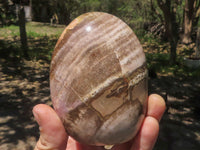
left=50, top=12, right=148, bottom=146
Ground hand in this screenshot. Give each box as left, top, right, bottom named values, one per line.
left=33, top=94, right=166, bottom=150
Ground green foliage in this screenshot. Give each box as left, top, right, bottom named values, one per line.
left=145, top=37, right=200, bottom=78
left=146, top=52, right=200, bottom=78
left=31, top=0, right=155, bottom=37
left=0, top=0, right=17, bottom=26
left=140, top=34, right=157, bottom=43
left=78, top=0, right=101, bottom=12
left=198, top=18, right=200, bottom=26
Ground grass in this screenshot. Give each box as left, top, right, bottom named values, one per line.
left=0, top=22, right=65, bottom=61
left=0, top=22, right=65, bottom=38
left=0, top=25, right=19, bottom=37
left=145, top=46, right=200, bottom=78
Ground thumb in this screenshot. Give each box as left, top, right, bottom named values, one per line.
left=33, top=104, right=68, bottom=150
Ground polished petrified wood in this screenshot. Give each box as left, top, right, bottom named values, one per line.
left=50, top=12, right=148, bottom=146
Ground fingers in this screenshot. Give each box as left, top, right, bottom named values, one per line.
left=66, top=136, right=105, bottom=150
left=33, top=104, right=68, bottom=150
left=130, top=94, right=166, bottom=150
left=131, top=116, right=159, bottom=150
left=147, top=94, right=166, bottom=122
left=32, top=94, right=166, bottom=150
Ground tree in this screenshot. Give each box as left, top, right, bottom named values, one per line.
left=195, top=27, right=200, bottom=58
left=193, top=1, right=200, bottom=27
left=48, top=0, right=80, bottom=25
left=55, top=0, right=71, bottom=25
left=18, top=4, right=28, bottom=58
left=182, top=0, right=200, bottom=44
left=12, top=0, right=29, bottom=58
left=156, top=0, right=179, bottom=64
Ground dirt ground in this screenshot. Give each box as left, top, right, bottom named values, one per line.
left=0, top=56, right=200, bottom=150
left=0, top=58, right=50, bottom=150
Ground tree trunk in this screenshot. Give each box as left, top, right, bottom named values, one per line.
left=170, top=40, right=178, bottom=64
left=57, top=1, right=71, bottom=25
left=58, top=10, right=71, bottom=25
left=168, top=14, right=178, bottom=64
left=193, top=1, right=200, bottom=29
left=182, top=0, right=195, bottom=44
left=156, top=0, right=179, bottom=64
left=196, top=27, right=200, bottom=58
left=18, top=6, right=28, bottom=58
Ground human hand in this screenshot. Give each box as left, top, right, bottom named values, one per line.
left=33, top=94, right=166, bottom=150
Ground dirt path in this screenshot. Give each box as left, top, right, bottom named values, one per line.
left=149, top=76, right=200, bottom=150
left=0, top=57, right=200, bottom=150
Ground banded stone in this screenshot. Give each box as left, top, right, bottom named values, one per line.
left=50, top=12, right=148, bottom=146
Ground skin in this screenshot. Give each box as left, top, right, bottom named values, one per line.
left=33, top=94, right=166, bottom=150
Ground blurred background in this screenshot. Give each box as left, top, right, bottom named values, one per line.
left=0, top=0, right=200, bottom=150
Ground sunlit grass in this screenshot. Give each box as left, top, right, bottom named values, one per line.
left=0, top=21, right=65, bottom=38
left=0, top=25, right=20, bottom=37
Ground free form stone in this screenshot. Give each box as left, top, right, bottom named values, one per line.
left=50, top=12, right=148, bottom=146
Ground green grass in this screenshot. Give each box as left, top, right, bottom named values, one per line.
left=0, top=25, right=20, bottom=37
left=0, top=22, right=65, bottom=38
left=26, top=22, right=65, bottom=36
left=0, top=22, right=65, bottom=61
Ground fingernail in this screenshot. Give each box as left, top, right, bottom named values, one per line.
left=33, top=106, right=41, bottom=125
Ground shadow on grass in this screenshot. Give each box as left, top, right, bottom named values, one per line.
left=0, top=36, right=57, bottom=149
left=147, top=54, right=200, bottom=150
